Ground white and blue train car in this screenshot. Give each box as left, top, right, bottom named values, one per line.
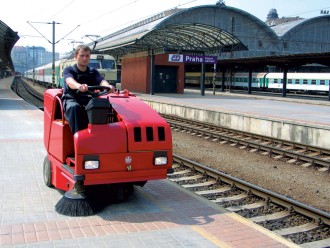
left=267, top=73, right=330, bottom=93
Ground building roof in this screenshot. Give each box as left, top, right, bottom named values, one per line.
left=270, top=18, right=305, bottom=36
left=0, top=20, right=19, bottom=72
left=95, top=7, right=248, bottom=55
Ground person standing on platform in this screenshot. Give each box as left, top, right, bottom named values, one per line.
left=62, top=44, right=115, bottom=134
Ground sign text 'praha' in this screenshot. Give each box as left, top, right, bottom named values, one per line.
left=168, top=54, right=217, bottom=64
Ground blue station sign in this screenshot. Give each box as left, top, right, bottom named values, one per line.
left=168, top=54, right=217, bottom=64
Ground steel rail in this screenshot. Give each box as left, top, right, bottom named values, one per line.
left=173, top=154, right=330, bottom=226
left=164, top=114, right=330, bottom=170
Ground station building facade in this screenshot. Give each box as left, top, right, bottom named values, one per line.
left=94, top=4, right=330, bottom=94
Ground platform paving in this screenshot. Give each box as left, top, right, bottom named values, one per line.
left=0, top=77, right=299, bottom=247
left=136, top=90, right=330, bottom=150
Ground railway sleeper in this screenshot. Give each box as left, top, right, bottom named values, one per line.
left=307, top=152, right=321, bottom=157
left=226, top=201, right=266, bottom=212
left=170, top=169, right=191, bottom=175
left=249, top=148, right=258, bottom=153
left=301, top=163, right=312, bottom=168
left=249, top=211, right=292, bottom=223
left=274, top=222, right=319, bottom=236
left=318, top=167, right=329, bottom=172
left=274, top=155, right=284, bottom=160
left=181, top=180, right=218, bottom=189
left=169, top=174, right=203, bottom=182
left=300, top=238, right=330, bottom=248
left=212, top=192, right=248, bottom=203
left=286, top=159, right=298, bottom=164
left=196, top=186, right=232, bottom=196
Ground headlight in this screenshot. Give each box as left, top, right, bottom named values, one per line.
left=154, top=151, right=168, bottom=166
left=84, top=160, right=99, bottom=169
left=154, top=156, right=168, bottom=165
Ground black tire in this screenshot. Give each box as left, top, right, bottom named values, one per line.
left=43, top=156, right=53, bottom=187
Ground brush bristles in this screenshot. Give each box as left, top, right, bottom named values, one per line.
left=55, top=196, right=95, bottom=216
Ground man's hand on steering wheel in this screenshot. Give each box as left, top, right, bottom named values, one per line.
left=77, top=85, right=112, bottom=97
left=78, top=84, right=88, bottom=92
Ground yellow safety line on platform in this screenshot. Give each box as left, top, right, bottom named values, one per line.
left=192, top=226, right=230, bottom=248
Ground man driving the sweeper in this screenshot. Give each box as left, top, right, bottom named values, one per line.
left=62, top=44, right=115, bottom=134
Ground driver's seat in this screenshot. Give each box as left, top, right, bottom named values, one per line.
left=49, top=93, right=74, bottom=162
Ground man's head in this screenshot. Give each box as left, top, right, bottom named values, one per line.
left=74, top=44, right=91, bottom=68
left=74, top=44, right=91, bottom=56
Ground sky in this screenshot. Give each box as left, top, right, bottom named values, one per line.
left=1, top=0, right=330, bottom=55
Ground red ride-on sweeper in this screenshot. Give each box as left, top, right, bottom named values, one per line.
left=43, top=86, right=173, bottom=216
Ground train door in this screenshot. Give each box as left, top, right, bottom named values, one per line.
left=154, top=66, right=177, bottom=93
left=263, top=73, right=269, bottom=88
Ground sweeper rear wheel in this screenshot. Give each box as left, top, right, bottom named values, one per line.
left=43, top=156, right=52, bottom=187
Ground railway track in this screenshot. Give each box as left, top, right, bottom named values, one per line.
left=13, top=78, right=44, bottom=108
left=163, top=114, right=330, bottom=172
left=169, top=154, right=330, bottom=247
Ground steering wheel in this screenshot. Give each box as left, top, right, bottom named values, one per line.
left=76, top=85, right=111, bottom=97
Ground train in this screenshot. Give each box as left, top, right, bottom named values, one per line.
left=24, top=53, right=118, bottom=88
left=185, top=72, right=330, bottom=94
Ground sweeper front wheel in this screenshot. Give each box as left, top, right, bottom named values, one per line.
left=43, top=156, right=52, bottom=187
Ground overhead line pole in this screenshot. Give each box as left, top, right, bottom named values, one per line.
left=52, top=21, right=56, bottom=88
left=27, top=21, right=61, bottom=88
left=27, top=21, right=80, bottom=88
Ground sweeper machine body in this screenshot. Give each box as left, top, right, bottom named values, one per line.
left=43, top=87, right=173, bottom=215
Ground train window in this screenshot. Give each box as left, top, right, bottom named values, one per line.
left=303, top=79, right=308, bottom=84
left=89, top=61, right=100, bottom=69
left=280, top=79, right=283, bottom=84
left=101, top=60, right=115, bottom=69
left=311, top=80, right=316, bottom=85
left=295, top=79, right=300, bottom=84
left=320, top=80, right=325, bottom=85
left=288, top=79, right=292, bottom=84
left=274, top=79, right=278, bottom=83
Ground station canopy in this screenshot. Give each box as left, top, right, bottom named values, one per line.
left=95, top=9, right=247, bottom=55
left=0, top=20, right=19, bottom=72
